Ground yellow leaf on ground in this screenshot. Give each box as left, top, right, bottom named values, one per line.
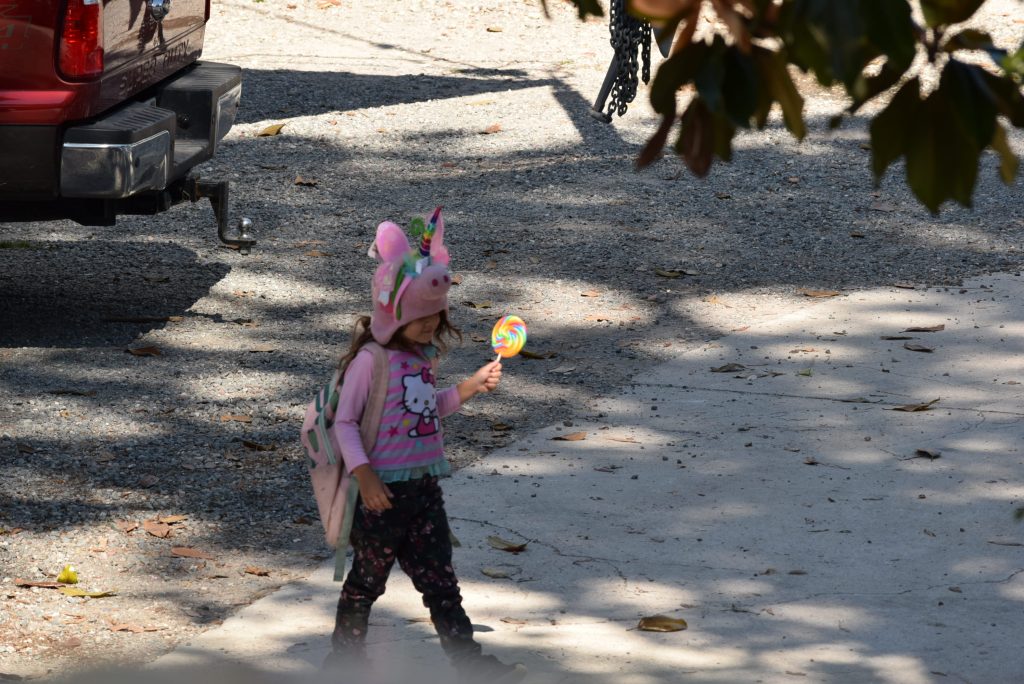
left=487, top=536, right=528, bottom=553
left=56, top=565, right=79, bottom=584
left=59, top=587, right=116, bottom=598
left=257, top=123, right=286, bottom=137
left=637, top=615, right=688, bottom=632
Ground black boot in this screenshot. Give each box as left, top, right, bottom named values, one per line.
left=323, top=602, right=372, bottom=674
left=441, top=635, right=527, bottom=684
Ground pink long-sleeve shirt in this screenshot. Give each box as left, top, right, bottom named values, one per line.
left=330, top=346, right=461, bottom=482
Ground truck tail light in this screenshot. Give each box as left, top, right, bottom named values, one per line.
left=58, top=0, right=104, bottom=81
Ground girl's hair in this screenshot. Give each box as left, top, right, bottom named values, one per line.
left=337, top=311, right=462, bottom=371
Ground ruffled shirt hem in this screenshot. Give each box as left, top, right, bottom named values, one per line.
left=376, top=459, right=451, bottom=483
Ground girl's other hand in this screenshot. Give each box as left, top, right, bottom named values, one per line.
left=353, top=465, right=393, bottom=512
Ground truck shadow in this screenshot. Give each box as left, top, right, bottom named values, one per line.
left=0, top=241, right=228, bottom=348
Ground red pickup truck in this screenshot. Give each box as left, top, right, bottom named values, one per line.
left=0, top=0, right=253, bottom=250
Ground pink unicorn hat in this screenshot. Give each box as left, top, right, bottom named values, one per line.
left=368, top=206, right=451, bottom=345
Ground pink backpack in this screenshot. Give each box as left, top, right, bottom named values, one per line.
left=301, top=342, right=389, bottom=581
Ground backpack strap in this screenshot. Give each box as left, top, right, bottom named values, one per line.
left=357, top=341, right=389, bottom=454
left=333, top=341, right=390, bottom=581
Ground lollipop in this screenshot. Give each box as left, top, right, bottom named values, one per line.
left=492, top=315, right=527, bottom=360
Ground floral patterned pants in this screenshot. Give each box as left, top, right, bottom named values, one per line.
left=333, top=475, right=480, bottom=663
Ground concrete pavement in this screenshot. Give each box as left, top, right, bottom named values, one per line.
left=152, top=274, right=1024, bottom=684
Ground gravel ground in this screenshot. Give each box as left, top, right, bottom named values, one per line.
left=1, top=0, right=1022, bottom=678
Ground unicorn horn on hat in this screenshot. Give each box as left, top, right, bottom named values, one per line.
left=418, top=206, right=448, bottom=266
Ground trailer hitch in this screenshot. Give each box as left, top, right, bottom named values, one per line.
left=180, top=175, right=256, bottom=254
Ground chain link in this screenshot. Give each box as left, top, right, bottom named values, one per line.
left=607, top=0, right=652, bottom=118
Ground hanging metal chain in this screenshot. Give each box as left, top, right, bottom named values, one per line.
left=606, top=0, right=652, bottom=118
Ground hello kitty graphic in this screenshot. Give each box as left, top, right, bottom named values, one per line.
left=402, top=367, right=440, bottom=438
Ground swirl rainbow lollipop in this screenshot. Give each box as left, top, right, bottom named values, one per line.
left=492, top=315, right=527, bottom=361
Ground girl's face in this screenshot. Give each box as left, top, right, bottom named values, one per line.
left=399, top=312, right=441, bottom=345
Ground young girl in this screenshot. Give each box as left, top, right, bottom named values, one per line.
left=324, top=211, right=527, bottom=684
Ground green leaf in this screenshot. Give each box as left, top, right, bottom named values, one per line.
left=943, top=28, right=995, bottom=52
left=905, top=89, right=981, bottom=211
left=870, top=77, right=922, bottom=180
left=711, top=109, right=737, bottom=162
left=940, top=61, right=997, bottom=149
left=567, top=0, right=604, bottom=19
left=722, top=47, right=759, bottom=126
left=849, top=58, right=908, bottom=113
left=649, top=40, right=709, bottom=115
left=675, top=97, right=715, bottom=176
left=779, top=2, right=834, bottom=86
left=979, top=70, right=1024, bottom=126
left=757, top=49, right=807, bottom=141
left=1002, top=45, right=1024, bottom=80
left=861, top=0, right=916, bottom=71
left=920, top=0, right=985, bottom=28
left=694, top=36, right=727, bottom=114
left=990, top=123, right=1020, bottom=184
left=637, top=113, right=677, bottom=169
left=782, top=0, right=873, bottom=89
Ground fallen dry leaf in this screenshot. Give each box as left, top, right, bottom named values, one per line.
left=903, top=343, right=934, bottom=353
left=637, top=615, right=688, bottom=632
left=462, top=300, right=493, bottom=309
left=15, top=578, right=63, bottom=589
left=127, top=346, right=162, bottom=357
left=580, top=290, right=601, bottom=297
left=481, top=567, right=511, bottom=579
left=487, top=536, right=528, bottom=554
left=158, top=515, right=187, bottom=524
left=902, top=324, right=945, bottom=333
left=486, top=25, right=503, bottom=32
left=220, top=414, right=253, bottom=423
left=797, top=288, right=840, bottom=298
left=248, top=344, right=277, bottom=353
left=304, top=250, right=331, bottom=258
left=450, top=274, right=463, bottom=285
left=552, top=431, right=587, bottom=441
left=481, top=123, right=502, bottom=134
left=603, top=435, right=640, bottom=443
left=143, top=521, right=172, bottom=538
left=257, top=123, right=286, bottom=137
left=108, top=622, right=160, bottom=633
left=711, top=363, right=745, bottom=373
left=891, top=398, right=940, bottom=412
left=880, top=335, right=915, bottom=340
left=655, top=268, right=682, bottom=278
left=245, top=566, right=271, bottom=576
left=115, top=521, right=139, bottom=534
left=294, top=176, right=318, bottom=187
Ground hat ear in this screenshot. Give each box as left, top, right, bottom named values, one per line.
left=370, top=221, right=411, bottom=262
left=429, top=208, right=450, bottom=266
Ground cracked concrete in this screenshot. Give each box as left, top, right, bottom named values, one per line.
left=150, top=274, right=1024, bottom=683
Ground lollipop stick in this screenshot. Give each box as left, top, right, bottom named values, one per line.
left=495, top=353, right=501, bottom=364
